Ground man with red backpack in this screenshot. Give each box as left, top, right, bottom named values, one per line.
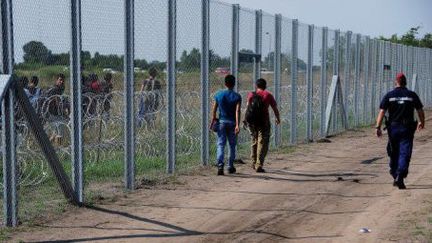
left=245, top=78, right=280, bottom=173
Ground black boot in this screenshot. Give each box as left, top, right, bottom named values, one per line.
left=217, top=166, right=224, bottom=176
left=395, top=177, right=406, bottom=190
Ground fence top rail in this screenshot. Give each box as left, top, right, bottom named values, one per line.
left=0, top=75, right=13, bottom=101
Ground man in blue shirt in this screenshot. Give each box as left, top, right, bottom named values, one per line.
left=211, top=75, right=242, bottom=175
left=376, top=73, right=425, bottom=189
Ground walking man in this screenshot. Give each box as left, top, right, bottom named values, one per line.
left=376, top=73, right=425, bottom=189
left=211, top=75, right=241, bottom=175
left=246, top=78, right=280, bottom=173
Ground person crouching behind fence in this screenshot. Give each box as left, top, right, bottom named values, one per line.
left=375, top=73, right=425, bottom=189
left=210, top=75, right=241, bottom=175
left=245, top=78, right=280, bottom=173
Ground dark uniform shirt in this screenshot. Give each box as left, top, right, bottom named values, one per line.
left=379, top=87, right=423, bottom=123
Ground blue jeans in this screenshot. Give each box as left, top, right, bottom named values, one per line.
left=387, top=123, right=415, bottom=180
left=216, top=122, right=237, bottom=169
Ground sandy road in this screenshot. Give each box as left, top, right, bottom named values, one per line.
left=12, top=117, right=432, bottom=243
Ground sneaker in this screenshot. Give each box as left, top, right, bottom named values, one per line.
left=217, top=167, right=224, bottom=176
left=228, top=167, right=236, bottom=174
left=256, top=167, right=265, bottom=173
left=393, top=180, right=397, bottom=187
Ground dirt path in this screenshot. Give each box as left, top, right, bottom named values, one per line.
left=12, top=117, right=432, bottom=242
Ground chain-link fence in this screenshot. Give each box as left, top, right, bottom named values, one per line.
left=1, top=0, right=432, bottom=227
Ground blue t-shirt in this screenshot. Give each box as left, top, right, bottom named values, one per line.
left=214, top=89, right=241, bottom=123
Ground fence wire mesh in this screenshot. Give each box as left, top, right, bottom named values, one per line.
left=236, top=7, right=256, bottom=153
left=175, top=0, right=202, bottom=170
left=313, top=27, right=323, bottom=139
left=280, top=17, right=292, bottom=146
left=80, top=0, right=125, bottom=197
left=135, top=0, right=168, bottom=177
left=1, top=0, right=432, bottom=226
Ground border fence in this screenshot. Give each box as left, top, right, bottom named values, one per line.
left=1, top=0, right=432, bottom=227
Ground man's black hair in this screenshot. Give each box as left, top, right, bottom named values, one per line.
left=30, top=76, right=39, bottom=86
left=57, top=73, right=65, bottom=80
left=149, top=67, right=158, bottom=78
left=89, top=73, right=98, bottom=81
left=20, top=76, right=29, bottom=87
left=256, top=78, right=267, bottom=90
left=104, top=72, right=112, bottom=81
left=225, top=75, right=236, bottom=88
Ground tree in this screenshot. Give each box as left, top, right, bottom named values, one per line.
left=23, top=41, right=52, bottom=64
left=419, top=33, right=432, bottom=48
left=209, top=50, right=230, bottom=69
left=179, top=48, right=201, bottom=71
left=379, top=26, right=432, bottom=48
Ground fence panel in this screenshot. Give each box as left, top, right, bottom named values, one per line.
left=262, top=12, right=276, bottom=146
left=80, top=0, right=126, bottom=197
left=176, top=0, right=202, bottom=170
left=11, top=0, right=72, bottom=222
left=280, top=17, right=292, bottom=146
left=134, top=0, right=169, bottom=177
left=3, top=0, right=432, bottom=227
left=295, top=22, right=308, bottom=142
left=236, top=7, right=256, bottom=153
left=209, top=1, right=232, bottom=164
left=312, top=27, right=323, bottom=139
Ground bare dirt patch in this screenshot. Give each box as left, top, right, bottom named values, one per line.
left=10, top=117, right=432, bottom=243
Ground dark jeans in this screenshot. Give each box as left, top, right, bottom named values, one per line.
left=387, top=123, right=415, bottom=180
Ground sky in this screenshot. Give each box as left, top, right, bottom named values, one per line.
left=11, top=0, right=432, bottom=64
left=222, top=0, right=432, bottom=38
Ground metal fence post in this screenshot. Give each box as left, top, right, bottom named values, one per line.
left=167, top=0, right=176, bottom=174
left=403, top=45, right=408, bottom=74
left=70, top=0, right=84, bottom=203
left=254, top=10, right=262, bottom=84
left=412, top=46, right=416, bottom=82
left=319, top=27, right=328, bottom=137
left=231, top=4, right=239, bottom=91
left=384, top=42, right=390, bottom=93
left=354, top=34, right=361, bottom=127
left=274, top=14, right=282, bottom=147
left=1, top=0, right=17, bottom=226
left=370, top=39, right=377, bottom=123
left=201, top=0, right=210, bottom=165
left=124, top=0, right=135, bottom=189
left=333, top=31, right=340, bottom=76
left=363, top=36, right=370, bottom=124
left=377, top=41, right=383, bottom=99
left=332, top=30, right=340, bottom=132
left=429, top=49, right=432, bottom=105
left=306, top=24, right=314, bottom=141
left=2, top=89, right=17, bottom=227
left=290, top=19, right=298, bottom=144
left=343, top=31, right=352, bottom=128
left=429, top=49, right=432, bottom=106
left=398, top=44, right=403, bottom=72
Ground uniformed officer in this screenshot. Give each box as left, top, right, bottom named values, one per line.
left=375, top=73, right=425, bottom=189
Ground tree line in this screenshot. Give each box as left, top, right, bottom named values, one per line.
left=379, top=27, right=432, bottom=48
left=18, top=41, right=316, bottom=73
left=17, top=41, right=234, bottom=72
